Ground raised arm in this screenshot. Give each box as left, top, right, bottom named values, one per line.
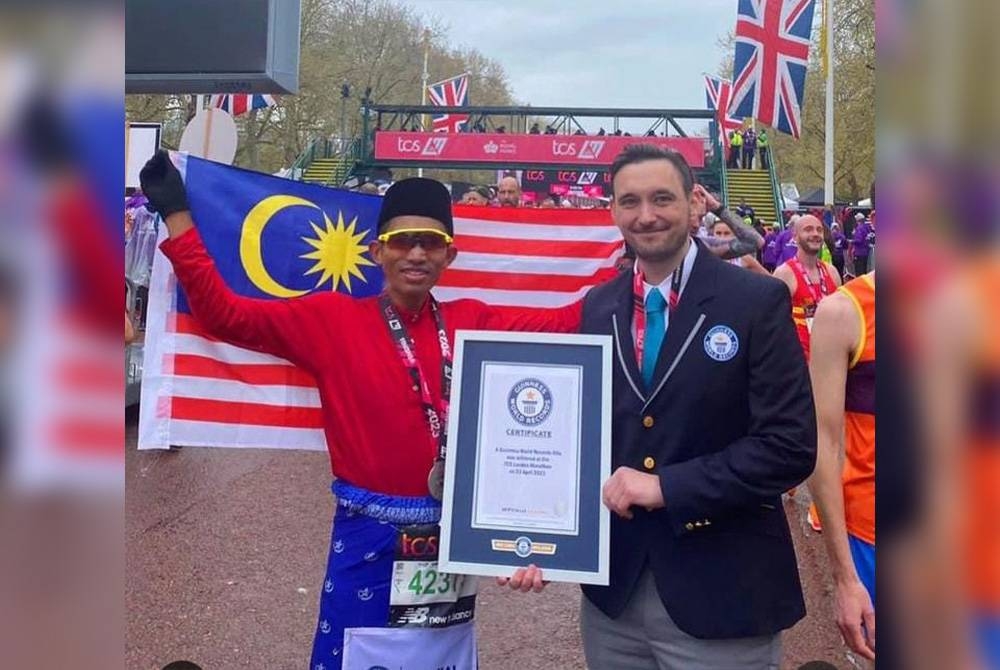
left=142, top=151, right=338, bottom=371
left=139, top=150, right=194, bottom=240
left=696, top=185, right=765, bottom=259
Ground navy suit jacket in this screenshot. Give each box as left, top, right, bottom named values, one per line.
left=580, top=242, right=816, bottom=639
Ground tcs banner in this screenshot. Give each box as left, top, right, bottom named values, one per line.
left=375, top=132, right=706, bottom=168
left=521, top=169, right=612, bottom=197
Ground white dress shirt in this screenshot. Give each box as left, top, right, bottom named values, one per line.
left=631, top=239, right=699, bottom=342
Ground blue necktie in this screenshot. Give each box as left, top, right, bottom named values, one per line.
left=642, top=288, right=666, bottom=388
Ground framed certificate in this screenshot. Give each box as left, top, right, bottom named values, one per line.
left=438, top=331, right=612, bottom=585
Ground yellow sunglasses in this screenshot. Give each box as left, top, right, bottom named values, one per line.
left=377, top=228, right=454, bottom=251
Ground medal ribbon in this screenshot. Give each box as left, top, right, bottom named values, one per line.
left=789, top=257, right=833, bottom=305
left=632, top=258, right=685, bottom=368
left=379, top=295, right=452, bottom=463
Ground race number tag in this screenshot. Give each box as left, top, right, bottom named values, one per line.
left=388, top=523, right=477, bottom=628
left=805, top=303, right=818, bottom=333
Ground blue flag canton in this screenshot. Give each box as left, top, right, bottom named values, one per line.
left=177, top=157, right=384, bottom=313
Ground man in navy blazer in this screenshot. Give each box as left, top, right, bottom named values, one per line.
left=579, top=145, right=816, bottom=668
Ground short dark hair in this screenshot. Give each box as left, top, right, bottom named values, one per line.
left=609, top=144, right=694, bottom=197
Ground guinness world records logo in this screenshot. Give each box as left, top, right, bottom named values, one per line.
left=507, top=378, right=553, bottom=426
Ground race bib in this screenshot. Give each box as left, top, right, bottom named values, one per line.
left=388, top=523, right=477, bottom=628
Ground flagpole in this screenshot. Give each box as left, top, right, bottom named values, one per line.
left=418, top=29, right=429, bottom=178
left=823, top=0, right=835, bottom=207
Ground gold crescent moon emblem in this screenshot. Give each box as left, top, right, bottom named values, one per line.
left=240, top=195, right=321, bottom=298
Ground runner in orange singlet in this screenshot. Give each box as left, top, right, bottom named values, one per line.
left=806, top=272, right=876, bottom=661
left=921, top=260, right=1000, bottom=668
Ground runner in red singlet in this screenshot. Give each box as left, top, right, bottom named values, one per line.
left=773, top=214, right=843, bottom=360
left=773, top=214, right=842, bottom=531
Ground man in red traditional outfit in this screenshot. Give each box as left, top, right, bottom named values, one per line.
left=140, top=151, right=575, bottom=670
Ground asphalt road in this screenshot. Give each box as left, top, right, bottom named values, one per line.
left=126, top=408, right=862, bottom=670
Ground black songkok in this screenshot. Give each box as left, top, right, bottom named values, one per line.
left=377, top=178, right=454, bottom=235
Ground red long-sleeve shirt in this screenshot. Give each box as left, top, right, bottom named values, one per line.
left=160, top=227, right=582, bottom=496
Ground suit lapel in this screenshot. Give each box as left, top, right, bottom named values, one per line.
left=609, top=273, right=646, bottom=403
left=645, top=242, right=719, bottom=408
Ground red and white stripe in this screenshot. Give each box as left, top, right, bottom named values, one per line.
left=139, top=201, right=623, bottom=451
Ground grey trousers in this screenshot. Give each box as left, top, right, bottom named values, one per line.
left=580, top=571, right=782, bottom=670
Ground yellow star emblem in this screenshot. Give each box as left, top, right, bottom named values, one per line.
left=300, top=211, right=376, bottom=292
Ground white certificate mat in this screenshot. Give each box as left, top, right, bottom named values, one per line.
left=439, top=330, right=611, bottom=585
left=472, top=363, right=582, bottom=534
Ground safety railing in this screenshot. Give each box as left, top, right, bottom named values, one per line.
left=765, top=140, right=784, bottom=225
left=289, top=137, right=362, bottom=183
left=719, top=136, right=730, bottom=208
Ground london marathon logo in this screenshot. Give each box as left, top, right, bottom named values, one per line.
left=508, top=378, right=553, bottom=426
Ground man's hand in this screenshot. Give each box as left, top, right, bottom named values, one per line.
left=694, top=183, right=722, bottom=213
left=834, top=577, right=875, bottom=660
left=139, top=150, right=189, bottom=219
left=496, top=564, right=546, bottom=593
left=602, top=467, right=664, bottom=519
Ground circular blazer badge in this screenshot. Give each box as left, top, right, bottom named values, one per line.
left=704, top=325, right=740, bottom=361
left=508, top=378, right=553, bottom=426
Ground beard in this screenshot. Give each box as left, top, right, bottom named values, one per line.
left=627, top=227, right=689, bottom=265
left=799, top=239, right=822, bottom=256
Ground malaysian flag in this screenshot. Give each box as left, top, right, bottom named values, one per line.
left=729, top=0, right=817, bottom=138
left=704, top=75, right=743, bottom=148
left=210, top=93, right=278, bottom=117
left=138, top=159, right=623, bottom=451
left=426, top=74, right=470, bottom=133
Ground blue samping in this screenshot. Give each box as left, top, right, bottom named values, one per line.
left=333, top=480, right=442, bottom=525
left=309, top=481, right=442, bottom=670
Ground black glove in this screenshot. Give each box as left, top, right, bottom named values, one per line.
left=139, top=150, right=189, bottom=218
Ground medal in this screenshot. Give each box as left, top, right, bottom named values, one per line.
left=427, top=459, right=446, bottom=501
left=379, top=295, right=453, bottom=499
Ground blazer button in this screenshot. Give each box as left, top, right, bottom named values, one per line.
left=685, top=522, right=695, bottom=531
left=695, top=520, right=704, bottom=528
left=643, top=456, right=655, bottom=470
left=642, top=415, right=654, bottom=428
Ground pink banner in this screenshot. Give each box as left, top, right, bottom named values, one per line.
left=374, top=132, right=707, bottom=168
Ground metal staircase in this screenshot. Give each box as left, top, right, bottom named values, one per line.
left=726, top=168, right=777, bottom=222
left=723, top=143, right=786, bottom=225
left=301, top=156, right=351, bottom=185
left=289, top=137, right=358, bottom=187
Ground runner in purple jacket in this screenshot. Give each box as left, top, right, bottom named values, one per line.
left=762, top=226, right=781, bottom=272
left=830, top=223, right=847, bottom=277
left=776, top=218, right=799, bottom=264
left=850, top=213, right=874, bottom=276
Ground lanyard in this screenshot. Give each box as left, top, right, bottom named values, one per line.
left=379, top=295, right=452, bottom=462
left=790, top=257, right=832, bottom=304
left=632, top=259, right=684, bottom=367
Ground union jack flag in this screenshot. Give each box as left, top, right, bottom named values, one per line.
left=426, top=74, right=470, bottom=133
left=704, top=75, right=743, bottom=148
left=210, top=93, right=278, bottom=117
left=729, top=0, right=817, bottom=138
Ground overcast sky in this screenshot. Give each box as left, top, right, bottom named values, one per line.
left=402, top=0, right=737, bottom=134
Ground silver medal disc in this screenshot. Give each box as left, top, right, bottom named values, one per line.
left=427, top=460, right=445, bottom=501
